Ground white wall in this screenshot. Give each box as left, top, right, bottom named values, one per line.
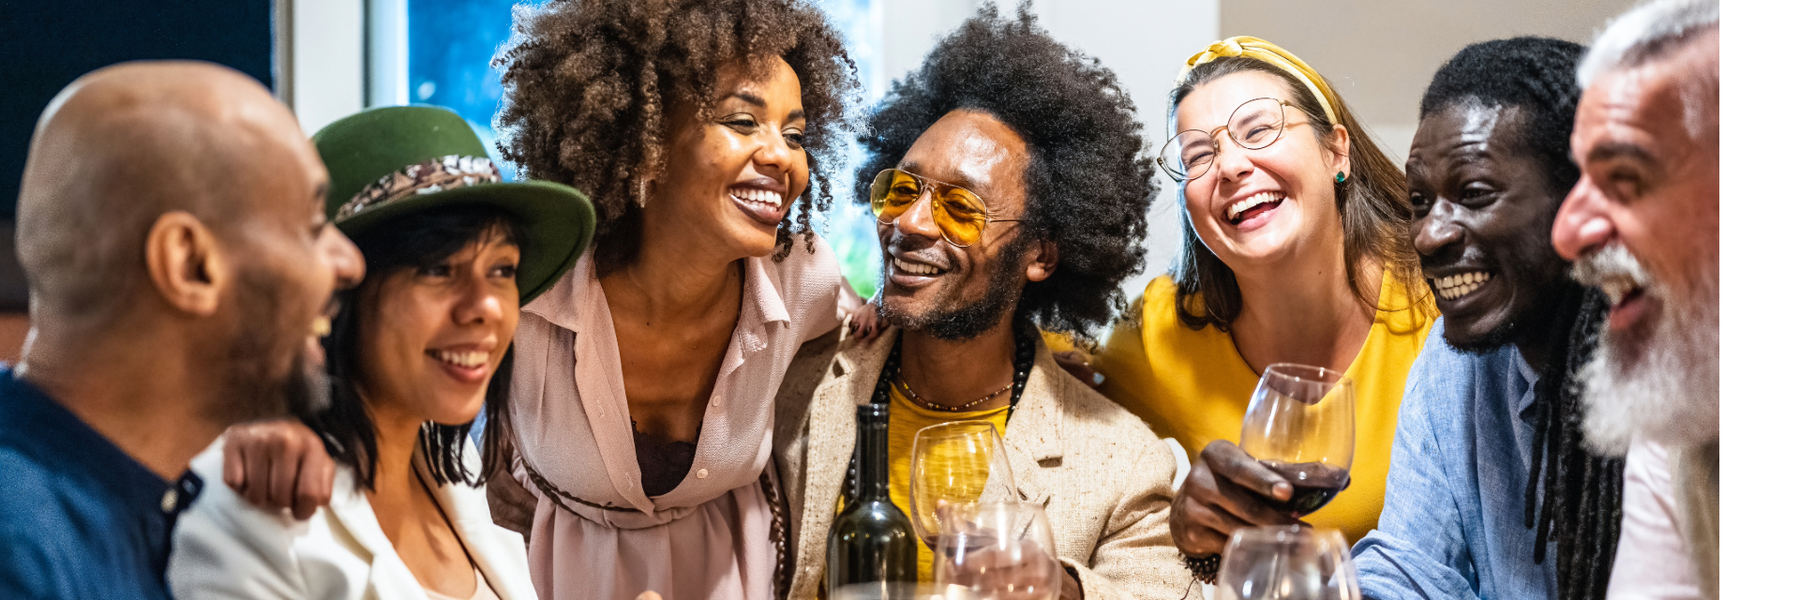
left=288, top=0, right=366, bottom=134
left=880, top=0, right=1221, bottom=305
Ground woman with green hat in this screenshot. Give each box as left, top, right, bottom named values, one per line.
left=169, top=105, right=594, bottom=600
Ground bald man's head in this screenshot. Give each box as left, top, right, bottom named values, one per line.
left=16, top=60, right=363, bottom=425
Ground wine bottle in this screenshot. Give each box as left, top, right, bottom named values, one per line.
left=827, top=404, right=918, bottom=592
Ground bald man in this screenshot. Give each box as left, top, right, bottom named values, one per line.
left=0, top=61, right=364, bottom=600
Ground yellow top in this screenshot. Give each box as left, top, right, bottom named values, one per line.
left=1090, top=271, right=1435, bottom=545
left=833, top=384, right=1011, bottom=581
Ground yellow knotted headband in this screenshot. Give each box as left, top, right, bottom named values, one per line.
left=1175, top=36, right=1340, bottom=126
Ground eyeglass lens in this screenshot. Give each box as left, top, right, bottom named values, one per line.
left=1159, top=97, right=1288, bottom=180
left=869, top=169, right=991, bottom=247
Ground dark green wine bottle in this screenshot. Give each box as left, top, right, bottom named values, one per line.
left=826, top=404, right=918, bottom=592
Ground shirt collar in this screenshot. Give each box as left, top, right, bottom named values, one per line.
left=1, top=371, right=204, bottom=517
left=1509, top=344, right=1541, bottom=420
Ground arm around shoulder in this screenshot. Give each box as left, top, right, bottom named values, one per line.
left=170, top=449, right=323, bottom=600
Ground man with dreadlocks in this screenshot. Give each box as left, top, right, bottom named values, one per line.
left=768, top=4, right=1186, bottom=600
left=1348, top=37, right=1624, bottom=600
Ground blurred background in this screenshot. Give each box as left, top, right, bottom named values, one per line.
left=0, top=0, right=1638, bottom=358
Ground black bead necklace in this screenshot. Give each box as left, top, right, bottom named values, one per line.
left=869, top=318, right=1036, bottom=422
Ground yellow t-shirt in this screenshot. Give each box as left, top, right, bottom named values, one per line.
left=1090, top=271, right=1435, bottom=545
left=835, top=384, right=1011, bottom=581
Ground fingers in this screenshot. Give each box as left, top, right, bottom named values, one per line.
left=1202, top=440, right=1293, bottom=501
left=221, top=418, right=321, bottom=514
left=290, top=433, right=334, bottom=520
left=635, top=592, right=663, bottom=600
left=222, top=426, right=249, bottom=493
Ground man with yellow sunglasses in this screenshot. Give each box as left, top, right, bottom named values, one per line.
left=767, top=6, right=1186, bottom=600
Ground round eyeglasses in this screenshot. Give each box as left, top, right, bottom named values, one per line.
left=1157, top=97, right=1301, bottom=182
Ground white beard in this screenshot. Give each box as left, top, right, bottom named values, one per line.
left=1573, top=243, right=1719, bottom=457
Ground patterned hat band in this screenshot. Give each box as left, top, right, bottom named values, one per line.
left=338, top=155, right=501, bottom=220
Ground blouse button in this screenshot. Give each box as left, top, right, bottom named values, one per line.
left=697, top=469, right=710, bottom=479
left=161, top=489, right=178, bottom=513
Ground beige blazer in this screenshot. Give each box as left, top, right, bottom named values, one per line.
left=773, top=325, right=1190, bottom=600
left=171, top=441, right=536, bottom=600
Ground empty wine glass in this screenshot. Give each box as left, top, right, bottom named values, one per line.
left=1216, top=525, right=1360, bottom=600
left=933, top=502, right=1060, bottom=600
left=910, top=421, right=1019, bottom=548
left=1239, top=363, right=1355, bottom=517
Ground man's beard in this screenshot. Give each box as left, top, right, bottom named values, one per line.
left=212, top=269, right=332, bottom=425
left=1571, top=243, right=1718, bottom=456
left=879, top=236, right=1030, bottom=342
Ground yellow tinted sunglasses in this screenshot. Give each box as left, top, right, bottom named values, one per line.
left=868, top=168, right=1021, bottom=248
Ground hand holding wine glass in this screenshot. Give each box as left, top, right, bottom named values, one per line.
left=1238, top=363, right=1355, bottom=518
left=1169, top=364, right=1353, bottom=558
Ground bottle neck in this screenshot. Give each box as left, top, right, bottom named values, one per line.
left=855, top=414, right=889, bottom=501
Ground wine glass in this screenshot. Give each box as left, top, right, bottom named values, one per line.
left=910, top=421, right=1019, bottom=548
left=1216, top=525, right=1360, bottom=600
left=1239, top=363, right=1355, bottom=517
left=933, top=502, right=1061, bottom=600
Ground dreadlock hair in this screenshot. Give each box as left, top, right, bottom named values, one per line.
left=492, top=0, right=859, bottom=272
left=1421, top=36, right=1622, bottom=600
left=1523, top=288, right=1624, bottom=600
left=855, top=1, right=1157, bottom=339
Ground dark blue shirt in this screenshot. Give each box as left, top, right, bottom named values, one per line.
left=0, top=370, right=203, bottom=600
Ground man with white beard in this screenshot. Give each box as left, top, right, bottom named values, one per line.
left=1549, top=0, right=1718, bottom=598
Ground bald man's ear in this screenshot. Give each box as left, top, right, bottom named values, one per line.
left=1025, top=238, right=1058, bottom=283
left=144, top=211, right=227, bottom=316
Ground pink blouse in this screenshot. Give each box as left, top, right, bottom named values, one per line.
left=506, top=244, right=844, bottom=600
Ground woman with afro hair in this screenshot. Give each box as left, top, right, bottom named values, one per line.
left=481, top=1, right=861, bottom=598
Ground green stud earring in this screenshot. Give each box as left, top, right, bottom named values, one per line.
left=1335, top=171, right=1347, bottom=184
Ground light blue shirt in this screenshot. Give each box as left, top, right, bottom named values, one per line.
left=1351, top=322, right=1557, bottom=600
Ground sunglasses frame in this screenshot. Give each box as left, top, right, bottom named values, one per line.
left=868, top=167, right=1022, bottom=248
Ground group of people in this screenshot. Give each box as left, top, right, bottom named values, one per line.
left=0, top=0, right=1718, bottom=600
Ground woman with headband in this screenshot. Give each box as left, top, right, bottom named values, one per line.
left=1086, top=37, right=1437, bottom=581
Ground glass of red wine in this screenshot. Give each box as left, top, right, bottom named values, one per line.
left=1239, top=363, right=1355, bottom=518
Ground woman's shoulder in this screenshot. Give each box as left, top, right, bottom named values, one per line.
left=173, top=444, right=364, bottom=599
left=1374, top=267, right=1438, bottom=336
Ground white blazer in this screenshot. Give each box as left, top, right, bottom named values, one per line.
left=170, top=439, right=536, bottom=600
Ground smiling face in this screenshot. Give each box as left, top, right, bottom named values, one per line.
left=649, top=56, right=809, bottom=259
left=358, top=226, right=521, bottom=426
left=1408, top=102, right=1573, bottom=351
left=877, top=109, right=1051, bottom=340
left=1173, top=71, right=1350, bottom=273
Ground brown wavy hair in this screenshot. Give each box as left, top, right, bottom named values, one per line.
left=492, top=0, right=859, bottom=273
left=1167, top=56, right=1421, bottom=331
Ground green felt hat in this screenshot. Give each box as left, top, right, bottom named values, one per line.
left=312, top=106, right=594, bottom=304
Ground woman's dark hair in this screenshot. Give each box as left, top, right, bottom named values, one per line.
left=1167, top=55, right=1421, bottom=331
left=1420, top=36, right=1586, bottom=198
left=493, top=0, right=859, bottom=273
left=307, top=205, right=527, bottom=491
left=1422, top=36, right=1620, bottom=600
left=855, top=2, right=1155, bottom=338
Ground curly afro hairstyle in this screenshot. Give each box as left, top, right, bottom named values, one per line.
left=493, top=0, right=859, bottom=271
left=855, top=2, right=1156, bottom=338
left=1421, top=36, right=1586, bottom=196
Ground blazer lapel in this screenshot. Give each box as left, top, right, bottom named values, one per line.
left=437, top=479, right=535, bottom=600
left=1001, top=335, right=1066, bottom=509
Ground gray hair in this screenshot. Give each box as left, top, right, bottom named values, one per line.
left=1579, top=0, right=1719, bottom=88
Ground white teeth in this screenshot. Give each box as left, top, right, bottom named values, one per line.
left=1431, top=271, right=1492, bottom=300
left=428, top=350, right=488, bottom=369
left=891, top=258, right=944, bottom=276
left=1227, top=192, right=1283, bottom=222
left=730, top=187, right=781, bottom=208
left=311, top=316, right=332, bottom=337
